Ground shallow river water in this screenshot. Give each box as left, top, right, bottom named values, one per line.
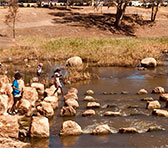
left=29, top=66, right=168, bottom=148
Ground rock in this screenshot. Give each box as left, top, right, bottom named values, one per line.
left=121, top=91, right=128, bottom=94
left=87, top=102, right=100, bottom=108
left=0, top=95, right=8, bottom=115
left=64, top=92, right=78, bottom=101
left=85, top=90, right=94, bottom=95
left=44, top=85, right=60, bottom=97
left=159, top=94, right=168, bottom=101
left=146, top=100, right=161, bottom=110
left=68, top=87, right=78, bottom=94
left=65, top=99, right=79, bottom=108
left=30, top=116, right=49, bottom=137
left=0, top=75, right=9, bottom=84
left=119, top=127, right=138, bottom=133
left=0, top=115, right=19, bottom=138
left=22, top=87, right=38, bottom=107
left=103, top=92, right=117, bottom=95
left=32, top=77, right=39, bottom=82
left=128, top=105, right=139, bottom=108
left=18, top=99, right=31, bottom=115
left=60, top=106, right=76, bottom=116
left=141, top=57, right=157, bottom=68
left=84, top=96, right=96, bottom=102
left=31, top=83, right=44, bottom=95
left=137, top=89, right=148, bottom=95
left=60, top=120, right=82, bottom=136
left=92, top=124, right=111, bottom=135
left=0, top=137, right=30, bottom=148
left=152, top=109, right=168, bottom=117
left=44, top=96, right=59, bottom=109
left=66, top=56, right=83, bottom=67
left=137, top=67, right=146, bottom=71
left=147, top=126, right=165, bottom=132
left=141, top=97, right=154, bottom=101
left=82, top=109, right=95, bottom=116
left=104, top=111, right=121, bottom=116
left=152, top=87, right=165, bottom=94
left=36, top=102, right=54, bottom=117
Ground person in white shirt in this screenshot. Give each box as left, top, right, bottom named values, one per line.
left=52, top=68, right=63, bottom=96
left=37, top=63, right=43, bottom=77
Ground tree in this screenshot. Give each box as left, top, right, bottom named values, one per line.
left=114, top=0, right=128, bottom=26
left=150, top=0, right=162, bottom=21
left=5, top=0, right=19, bottom=39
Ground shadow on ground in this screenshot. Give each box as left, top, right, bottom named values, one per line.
left=48, top=9, right=153, bottom=36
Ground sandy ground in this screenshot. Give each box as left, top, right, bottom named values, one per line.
left=0, top=6, right=168, bottom=48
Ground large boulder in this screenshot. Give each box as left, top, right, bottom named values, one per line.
left=152, top=87, right=165, bottom=94
left=44, top=85, right=60, bottom=97
left=0, top=95, right=8, bottom=115
left=119, top=127, right=138, bottom=133
left=66, top=56, right=83, bottom=67
left=31, top=83, right=44, bottom=95
left=84, top=96, right=96, bottom=102
left=60, top=120, right=82, bottom=136
left=36, top=102, right=54, bottom=117
left=82, top=109, right=95, bottom=116
left=160, top=94, right=168, bottom=101
left=22, top=87, right=38, bottom=107
left=141, top=57, right=157, bottom=68
left=137, top=89, right=148, bottom=95
left=0, top=138, right=30, bottom=148
left=64, top=92, right=78, bottom=101
left=87, top=102, right=100, bottom=108
left=65, top=99, right=79, bottom=108
left=146, top=100, right=161, bottom=110
left=44, top=96, right=59, bottom=109
left=152, top=109, right=168, bottom=117
left=18, top=99, right=31, bottom=115
left=30, top=116, right=49, bottom=137
left=92, top=124, right=111, bottom=135
left=0, top=115, right=19, bottom=138
left=104, top=111, right=121, bottom=116
left=0, top=75, right=9, bottom=84
left=60, top=106, right=76, bottom=116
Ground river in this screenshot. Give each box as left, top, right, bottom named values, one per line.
left=29, top=66, right=168, bottom=148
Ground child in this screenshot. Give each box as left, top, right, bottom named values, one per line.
left=52, top=68, right=63, bottom=96
left=10, top=72, right=23, bottom=115
left=37, top=63, right=43, bottom=77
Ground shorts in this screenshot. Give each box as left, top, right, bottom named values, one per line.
left=14, top=95, right=22, bottom=102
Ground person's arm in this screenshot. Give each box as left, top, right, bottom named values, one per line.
left=12, top=86, right=20, bottom=92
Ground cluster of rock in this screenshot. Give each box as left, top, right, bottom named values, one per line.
left=0, top=74, right=61, bottom=147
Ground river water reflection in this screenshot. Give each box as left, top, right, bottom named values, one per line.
left=30, top=66, right=168, bottom=148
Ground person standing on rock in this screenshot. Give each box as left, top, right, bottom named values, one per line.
left=37, top=63, right=43, bottom=81
left=52, top=68, right=64, bottom=96
left=9, top=72, right=23, bottom=115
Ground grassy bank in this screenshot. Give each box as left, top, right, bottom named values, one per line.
left=13, top=36, right=168, bottom=67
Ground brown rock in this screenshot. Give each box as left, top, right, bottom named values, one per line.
left=65, top=99, right=79, bottom=108
left=0, top=115, right=19, bottom=138
left=87, top=102, right=100, bottom=108
left=152, top=109, right=168, bottom=117
left=60, top=106, right=76, bottom=116
left=31, top=83, right=44, bottom=95
left=84, top=96, right=95, bottom=102
left=44, top=85, right=60, bottom=97
left=85, top=90, right=94, bottom=95
left=44, top=96, right=59, bottom=109
left=30, top=116, right=49, bottom=137
left=104, top=111, right=121, bottom=116
left=92, top=124, right=111, bottom=135
left=36, top=102, right=54, bottom=117
left=64, top=92, right=78, bottom=101
left=66, top=56, right=83, bottom=67
left=152, top=87, right=165, bottom=94
left=18, top=99, right=31, bottom=115
left=160, top=94, right=168, bottom=101
left=60, top=120, right=82, bottom=136
left=22, top=87, right=38, bottom=107
left=0, top=75, right=9, bottom=84
left=137, top=89, right=148, bottom=95
left=119, top=127, right=138, bottom=133
left=82, top=109, right=95, bottom=116
left=141, top=57, right=157, bottom=68
left=147, top=126, right=165, bottom=132
left=0, top=95, right=8, bottom=115
left=141, top=97, right=154, bottom=101
left=68, top=87, right=78, bottom=94
left=146, top=101, right=161, bottom=110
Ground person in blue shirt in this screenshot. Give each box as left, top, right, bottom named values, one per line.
left=9, top=72, right=23, bottom=115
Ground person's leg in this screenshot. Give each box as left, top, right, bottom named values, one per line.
left=10, top=97, right=17, bottom=114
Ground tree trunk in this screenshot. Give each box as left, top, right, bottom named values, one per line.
left=151, top=1, right=160, bottom=22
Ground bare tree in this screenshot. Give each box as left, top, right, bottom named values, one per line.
left=150, top=0, right=162, bottom=21
left=5, top=0, right=19, bottom=39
